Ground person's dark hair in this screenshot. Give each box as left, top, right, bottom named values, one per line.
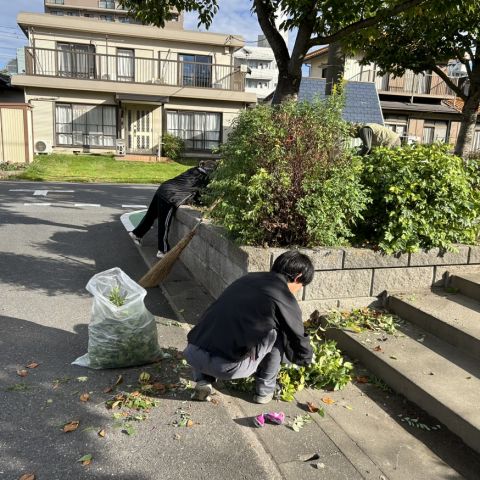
left=271, top=250, right=314, bottom=285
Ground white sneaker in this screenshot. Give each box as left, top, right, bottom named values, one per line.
left=129, top=231, right=142, bottom=246
left=156, top=250, right=165, bottom=258
left=253, top=392, right=274, bottom=404
left=191, top=380, right=213, bottom=401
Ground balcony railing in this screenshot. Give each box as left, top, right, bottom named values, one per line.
left=45, top=0, right=65, bottom=4
left=350, top=69, right=461, bottom=97
left=23, top=47, right=246, bottom=92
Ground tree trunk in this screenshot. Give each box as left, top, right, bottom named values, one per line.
left=271, top=69, right=302, bottom=104
left=455, top=95, right=480, bottom=157
left=325, top=42, right=345, bottom=96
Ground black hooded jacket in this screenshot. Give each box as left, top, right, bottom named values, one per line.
left=158, top=167, right=209, bottom=207
left=187, top=272, right=313, bottom=366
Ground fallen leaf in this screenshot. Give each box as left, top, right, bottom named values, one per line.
left=355, top=376, right=369, bottom=384
left=19, top=474, right=35, bottom=480
left=186, top=419, right=194, bottom=428
left=298, top=453, right=320, bottom=462
left=312, top=463, right=325, bottom=469
left=344, top=405, right=353, bottom=410
left=390, top=355, right=397, bottom=360
left=466, top=376, right=472, bottom=380
left=17, top=369, right=28, bottom=377
left=26, top=362, right=39, bottom=369
left=77, top=454, right=92, bottom=465
left=373, top=345, right=383, bottom=352
left=306, top=401, right=319, bottom=413
left=76, top=376, right=88, bottom=382
left=114, top=374, right=123, bottom=386
left=103, top=386, right=113, bottom=393
left=98, top=429, right=106, bottom=437
left=321, top=396, right=335, bottom=405
left=152, top=383, right=166, bottom=393
left=79, top=393, right=90, bottom=402
left=63, top=420, right=80, bottom=433
left=209, top=397, right=219, bottom=405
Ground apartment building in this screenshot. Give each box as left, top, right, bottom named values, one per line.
left=11, top=11, right=255, bottom=157
left=304, top=48, right=474, bottom=148
left=44, top=0, right=183, bottom=26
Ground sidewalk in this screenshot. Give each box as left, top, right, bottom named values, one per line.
left=136, top=237, right=480, bottom=480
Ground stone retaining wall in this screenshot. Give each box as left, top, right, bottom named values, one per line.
left=170, top=207, right=480, bottom=318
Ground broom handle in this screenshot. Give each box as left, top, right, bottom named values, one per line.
left=191, top=198, right=222, bottom=231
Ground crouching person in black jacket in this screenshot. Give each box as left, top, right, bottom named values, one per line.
left=129, top=160, right=216, bottom=258
left=184, top=250, right=314, bottom=404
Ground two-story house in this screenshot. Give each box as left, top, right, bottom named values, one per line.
left=303, top=48, right=476, bottom=148
left=11, top=10, right=256, bottom=158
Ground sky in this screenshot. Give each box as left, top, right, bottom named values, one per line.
left=0, top=0, right=296, bottom=69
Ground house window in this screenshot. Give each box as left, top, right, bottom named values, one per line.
left=473, top=128, right=480, bottom=152
left=422, top=120, right=448, bottom=144
left=384, top=115, right=408, bottom=140
left=66, top=11, right=80, bottom=16
left=166, top=110, right=221, bottom=151
left=55, top=104, right=116, bottom=147
left=50, top=10, right=64, bottom=15
left=117, top=48, right=134, bottom=82
left=99, top=0, right=115, bottom=8
left=179, top=54, right=212, bottom=88
left=57, top=43, right=95, bottom=79
left=99, top=14, right=114, bottom=21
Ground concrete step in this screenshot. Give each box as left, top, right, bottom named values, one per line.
left=449, top=272, right=480, bottom=301
left=388, top=291, right=480, bottom=362
left=325, top=321, right=480, bottom=455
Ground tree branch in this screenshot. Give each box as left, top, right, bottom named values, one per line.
left=432, top=65, right=466, bottom=100
left=253, top=0, right=290, bottom=68
left=309, top=0, right=428, bottom=46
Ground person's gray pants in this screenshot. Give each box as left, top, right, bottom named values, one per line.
left=183, top=330, right=283, bottom=396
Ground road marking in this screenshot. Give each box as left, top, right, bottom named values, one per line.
left=10, top=189, right=75, bottom=195
left=24, top=202, right=52, bottom=206
left=74, top=203, right=101, bottom=207
left=122, top=204, right=148, bottom=208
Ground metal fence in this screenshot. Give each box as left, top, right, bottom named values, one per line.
left=24, top=47, right=246, bottom=92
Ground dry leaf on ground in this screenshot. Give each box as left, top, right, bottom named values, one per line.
left=306, top=401, right=319, bottom=413
left=79, top=393, right=90, bottom=402
left=26, top=362, right=39, bottom=369
left=63, top=420, right=80, bottom=433
left=373, top=345, right=383, bottom=352
left=98, top=429, right=106, bottom=437
left=355, top=375, right=369, bottom=384
left=17, top=370, right=28, bottom=377
left=77, top=454, right=92, bottom=466
left=19, top=474, right=35, bottom=480
left=321, top=396, right=335, bottom=405
left=186, top=419, right=194, bottom=428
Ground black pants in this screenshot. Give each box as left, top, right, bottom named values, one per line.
left=132, top=190, right=175, bottom=253
left=357, top=126, right=373, bottom=156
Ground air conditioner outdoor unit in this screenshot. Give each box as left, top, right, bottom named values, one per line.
left=34, top=140, right=53, bottom=154
left=116, top=139, right=126, bottom=156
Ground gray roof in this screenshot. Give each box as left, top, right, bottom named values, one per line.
left=381, top=100, right=459, bottom=115
left=298, top=77, right=384, bottom=124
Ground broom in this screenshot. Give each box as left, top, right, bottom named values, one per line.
left=138, top=199, right=220, bottom=288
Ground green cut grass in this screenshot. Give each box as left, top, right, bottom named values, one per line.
left=12, top=154, right=197, bottom=184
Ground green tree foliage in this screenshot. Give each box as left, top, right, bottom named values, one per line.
left=359, top=144, right=480, bottom=253
left=118, top=0, right=426, bottom=103
left=344, top=0, right=480, bottom=156
left=204, top=90, right=370, bottom=247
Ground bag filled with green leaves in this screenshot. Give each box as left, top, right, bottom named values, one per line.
left=72, top=267, right=161, bottom=369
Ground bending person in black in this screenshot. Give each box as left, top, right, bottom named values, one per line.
left=129, top=160, right=215, bottom=257
left=184, top=250, right=314, bottom=404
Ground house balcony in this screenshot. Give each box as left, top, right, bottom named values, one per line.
left=14, top=46, right=256, bottom=103
left=350, top=69, right=461, bottom=98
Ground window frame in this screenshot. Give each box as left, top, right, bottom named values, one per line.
left=178, top=54, right=213, bottom=88
left=165, top=109, right=222, bottom=152
left=55, top=103, right=117, bottom=148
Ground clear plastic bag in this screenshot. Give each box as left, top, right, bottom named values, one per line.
left=73, top=267, right=161, bottom=369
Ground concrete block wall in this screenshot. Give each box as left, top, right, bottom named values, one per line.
left=170, top=207, right=480, bottom=319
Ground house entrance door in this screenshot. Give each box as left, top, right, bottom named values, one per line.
left=125, top=107, right=154, bottom=154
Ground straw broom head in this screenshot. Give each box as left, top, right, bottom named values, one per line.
left=139, top=227, right=197, bottom=288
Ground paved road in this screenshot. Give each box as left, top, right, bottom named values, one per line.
left=0, top=181, right=279, bottom=480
